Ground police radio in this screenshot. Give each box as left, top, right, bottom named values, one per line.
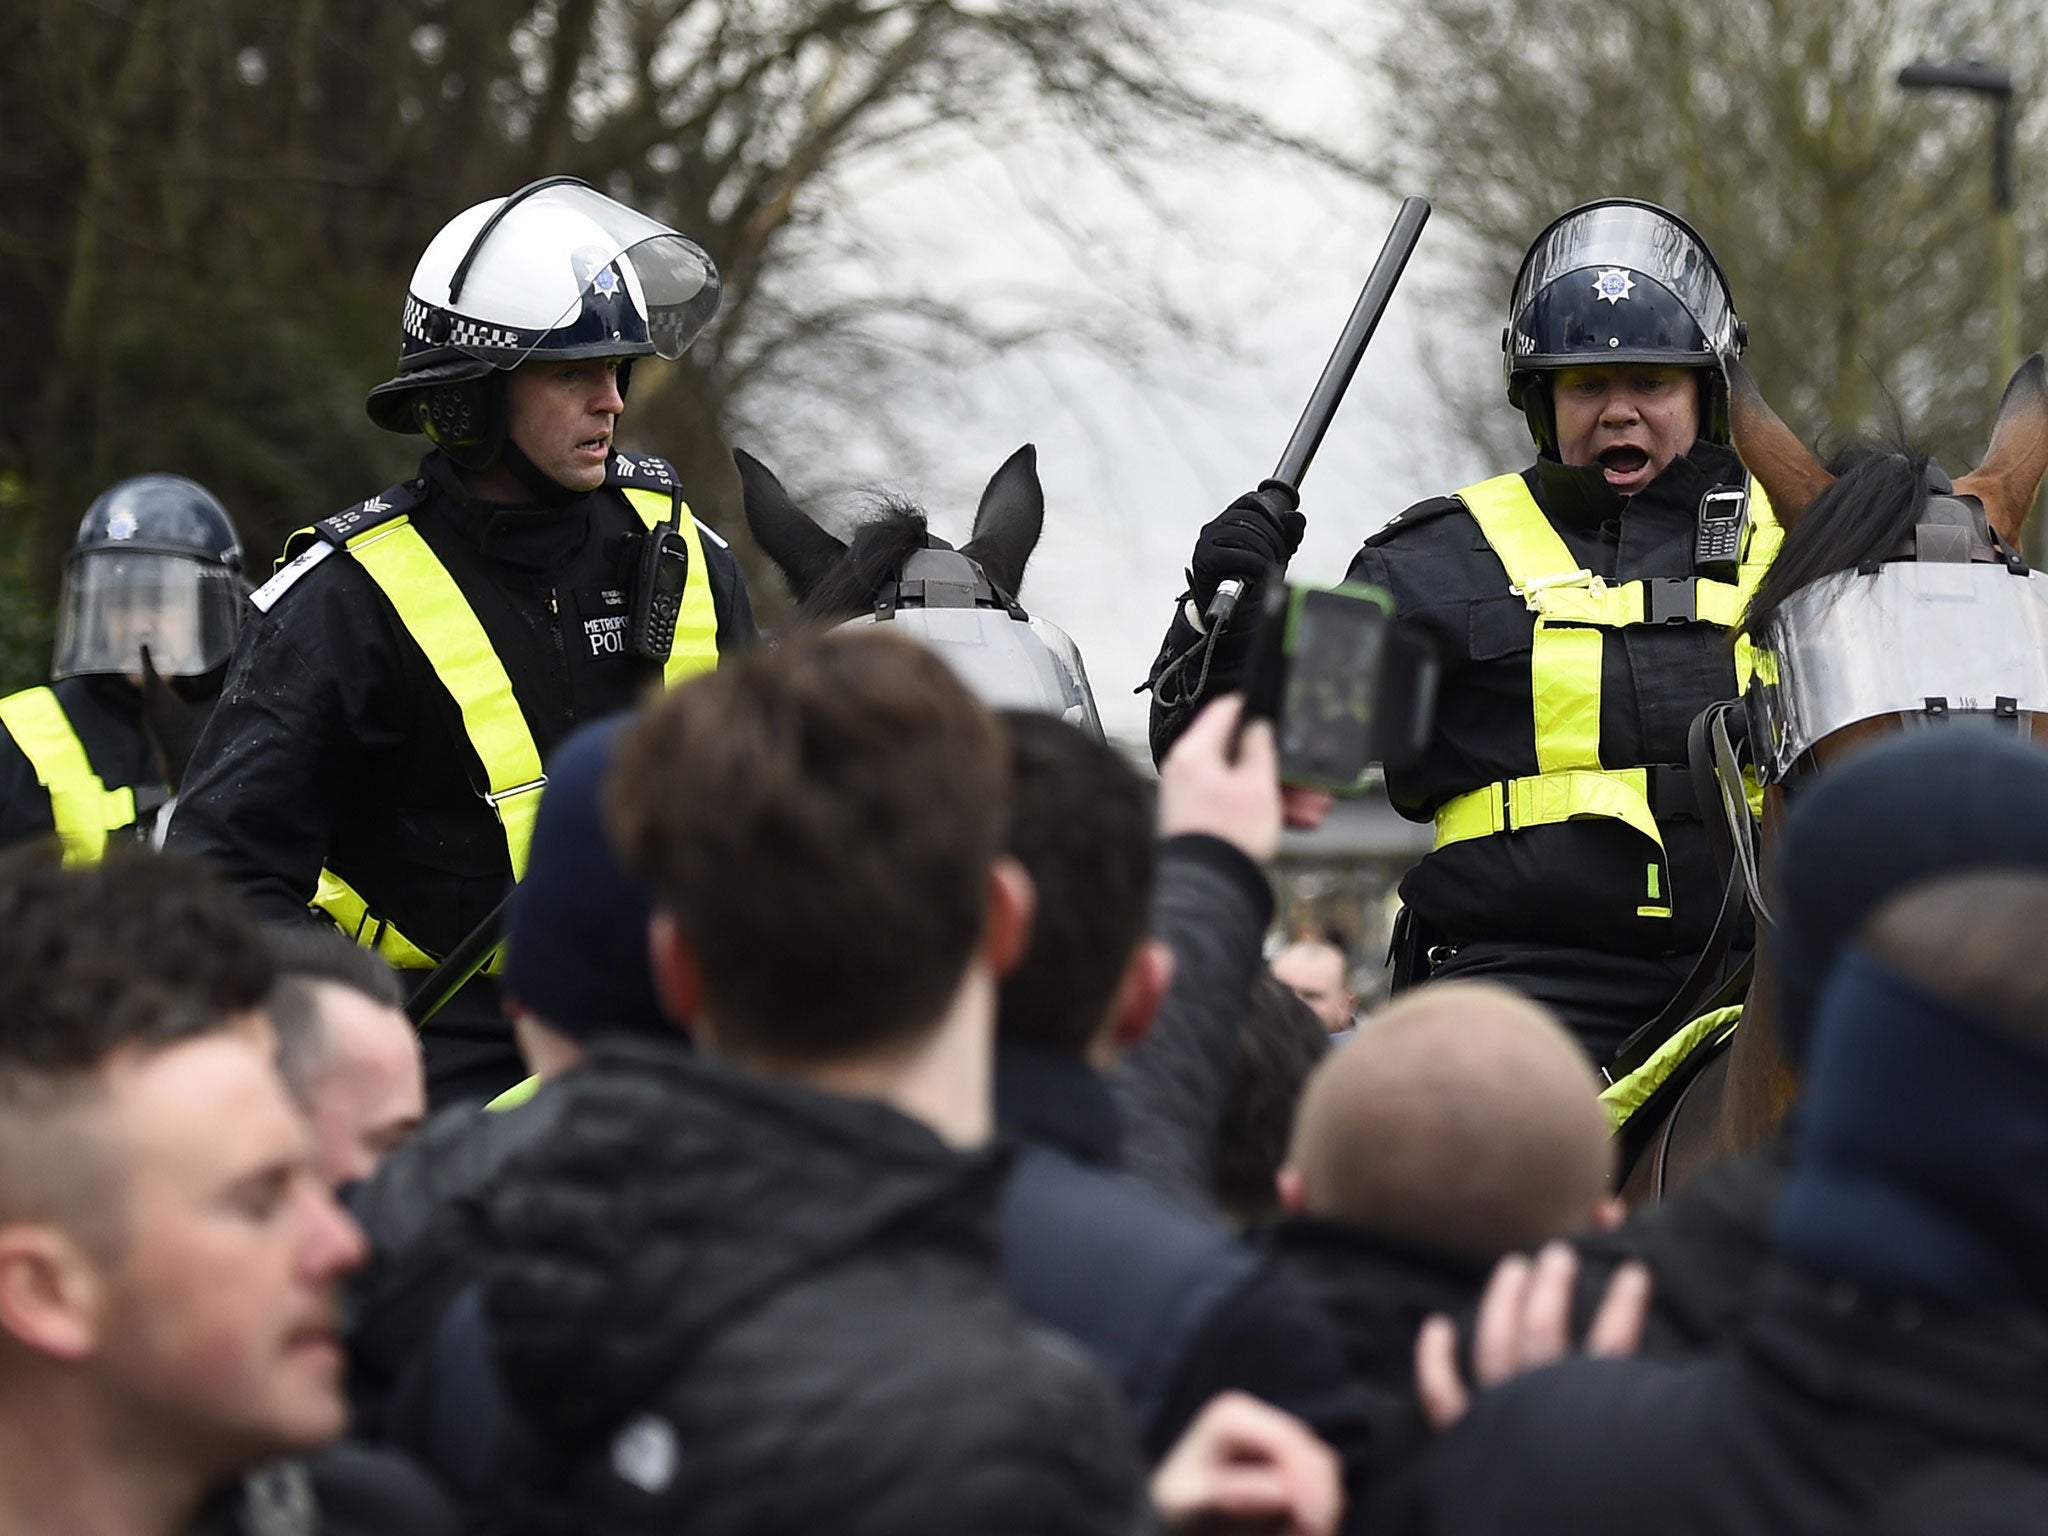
left=1693, top=487, right=1748, bottom=584
left=628, top=493, right=691, bottom=661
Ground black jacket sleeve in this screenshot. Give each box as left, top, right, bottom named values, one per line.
left=1112, top=833, right=1274, bottom=1218
left=699, top=525, right=760, bottom=653
left=165, top=561, right=407, bottom=923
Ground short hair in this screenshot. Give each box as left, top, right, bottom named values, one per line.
left=1214, top=973, right=1329, bottom=1227
left=265, top=927, right=405, bottom=1103
left=1287, top=982, right=1611, bottom=1261
left=996, top=712, right=1156, bottom=1053
left=1860, top=872, right=2048, bottom=1047
left=0, top=849, right=274, bottom=1237
left=609, top=629, right=1008, bottom=1062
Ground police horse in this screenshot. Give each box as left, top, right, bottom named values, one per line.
left=734, top=444, right=1105, bottom=736
left=1616, top=355, right=2048, bottom=1202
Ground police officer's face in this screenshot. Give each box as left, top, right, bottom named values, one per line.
left=1551, top=365, right=1701, bottom=497
left=505, top=359, right=628, bottom=493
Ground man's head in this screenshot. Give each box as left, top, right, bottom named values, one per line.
left=1216, top=974, right=1330, bottom=1229
left=502, top=716, right=676, bottom=1082
left=0, top=852, right=364, bottom=1483
left=266, top=928, right=423, bottom=1189
left=1777, top=872, right=2048, bottom=1305
left=1503, top=198, right=1741, bottom=464
left=1279, top=982, right=1612, bottom=1262
left=609, top=629, right=1027, bottom=1088
left=1271, top=938, right=1354, bottom=1035
left=1771, top=728, right=2048, bottom=1069
left=995, top=712, right=1167, bottom=1068
left=365, top=179, right=721, bottom=489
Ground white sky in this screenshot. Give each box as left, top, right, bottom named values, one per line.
left=786, top=6, right=1502, bottom=751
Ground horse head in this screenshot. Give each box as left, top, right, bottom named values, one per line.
left=735, top=444, right=1102, bottom=738
left=1734, top=356, right=2048, bottom=785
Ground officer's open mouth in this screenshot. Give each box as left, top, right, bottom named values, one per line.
left=1598, top=446, right=1650, bottom=477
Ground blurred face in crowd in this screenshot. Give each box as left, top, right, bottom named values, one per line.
left=1551, top=364, right=1701, bottom=496
left=505, top=358, right=627, bottom=493
left=81, top=1030, right=367, bottom=1466
left=1272, top=941, right=1354, bottom=1035
left=300, top=982, right=426, bottom=1190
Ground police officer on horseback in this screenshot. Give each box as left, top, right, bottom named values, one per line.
left=169, top=179, right=758, bottom=1103
left=1148, top=199, right=1775, bottom=1063
left=0, top=475, right=244, bottom=863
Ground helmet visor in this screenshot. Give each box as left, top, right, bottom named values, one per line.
left=428, top=183, right=721, bottom=369
left=52, top=551, right=241, bottom=680
left=1511, top=202, right=1738, bottom=362
left=1748, top=563, right=2048, bottom=782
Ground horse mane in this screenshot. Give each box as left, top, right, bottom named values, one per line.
left=1743, top=445, right=1935, bottom=638
left=798, top=497, right=935, bottom=625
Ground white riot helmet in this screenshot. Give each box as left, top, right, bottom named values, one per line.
left=366, top=177, right=721, bottom=467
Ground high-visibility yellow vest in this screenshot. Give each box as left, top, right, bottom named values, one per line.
left=0, top=686, right=140, bottom=866
left=299, top=480, right=720, bottom=971
left=1430, top=473, right=1779, bottom=920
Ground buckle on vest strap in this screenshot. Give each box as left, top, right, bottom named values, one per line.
left=1645, top=578, right=1697, bottom=624
left=1644, top=764, right=1699, bottom=821
left=484, top=776, right=548, bottom=808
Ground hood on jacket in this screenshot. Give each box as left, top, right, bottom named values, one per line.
left=484, top=1037, right=1009, bottom=1448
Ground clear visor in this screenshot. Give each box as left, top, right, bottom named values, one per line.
left=52, top=551, right=241, bottom=681
left=844, top=608, right=1105, bottom=741
left=1748, top=563, right=2048, bottom=781
left=1512, top=203, right=1737, bottom=355
left=492, top=185, right=719, bottom=365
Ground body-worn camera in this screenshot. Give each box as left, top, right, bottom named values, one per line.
left=1237, top=580, right=1438, bottom=792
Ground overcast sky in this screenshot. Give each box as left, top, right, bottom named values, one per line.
left=781, top=6, right=1505, bottom=750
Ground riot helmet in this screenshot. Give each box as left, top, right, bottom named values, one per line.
left=366, top=177, right=721, bottom=469
left=52, top=475, right=244, bottom=682
left=842, top=546, right=1106, bottom=742
left=1503, top=199, right=1745, bottom=454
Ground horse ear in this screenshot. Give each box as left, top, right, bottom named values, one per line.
left=1954, top=354, right=2048, bottom=546
left=1728, top=358, right=1833, bottom=527
left=961, top=444, right=1044, bottom=598
left=735, top=449, right=846, bottom=603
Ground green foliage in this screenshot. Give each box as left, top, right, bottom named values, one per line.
left=0, top=477, right=53, bottom=696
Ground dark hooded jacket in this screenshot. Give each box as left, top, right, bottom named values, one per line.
left=485, top=1037, right=1145, bottom=1536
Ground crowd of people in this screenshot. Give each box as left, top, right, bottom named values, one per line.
left=4, top=636, right=2048, bottom=1535
left=3, top=172, right=2047, bottom=1533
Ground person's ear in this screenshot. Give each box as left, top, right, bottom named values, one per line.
left=1106, top=939, right=1175, bottom=1053
left=1275, top=1163, right=1308, bottom=1217
left=0, top=1225, right=104, bottom=1363
left=647, top=912, right=704, bottom=1035
left=983, top=857, right=1036, bottom=980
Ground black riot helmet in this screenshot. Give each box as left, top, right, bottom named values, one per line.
left=365, top=177, right=721, bottom=470
left=1503, top=199, right=1746, bottom=455
left=53, top=475, right=244, bottom=682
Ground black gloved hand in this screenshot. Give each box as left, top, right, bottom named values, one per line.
left=1187, top=480, right=1306, bottom=612
left=137, top=646, right=210, bottom=792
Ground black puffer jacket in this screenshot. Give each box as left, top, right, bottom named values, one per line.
left=1368, top=1264, right=2048, bottom=1535
left=485, top=1038, right=1146, bottom=1536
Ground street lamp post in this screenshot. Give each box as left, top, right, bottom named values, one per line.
left=1899, top=60, right=2026, bottom=551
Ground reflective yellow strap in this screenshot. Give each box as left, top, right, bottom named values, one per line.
left=309, top=868, right=440, bottom=970
left=1600, top=1006, right=1743, bottom=1128
left=621, top=488, right=720, bottom=685
left=1433, top=767, right=1665, bottom=854
left=1532, top=627, right=1603, bottom=773
left=346, top=519, right=547, bottom=879
left=0, top=687, right=137, bottom=866
left=487, top=1075, right=541, bottom=1111
left=1456, top=474, right=1583, bottom=590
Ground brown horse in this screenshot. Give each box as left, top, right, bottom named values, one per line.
left=1621, top=354, right=2048, bottom=1203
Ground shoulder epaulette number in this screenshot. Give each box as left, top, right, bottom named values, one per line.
left=251, top=481, right=424, bottom=614
left=605, top=450, right=680, bottom=496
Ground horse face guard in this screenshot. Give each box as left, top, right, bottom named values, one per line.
left=849, top=542, right=1107, bottom=742
left=1748, top=465, right=2048, bottom=785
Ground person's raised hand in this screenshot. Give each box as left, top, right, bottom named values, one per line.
left=1159, top=695, right=1283, bottom=865
left=1413, top=1242, right=1652, bottom=1431
left=1150, top=1391, right=1343, bottom=1536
